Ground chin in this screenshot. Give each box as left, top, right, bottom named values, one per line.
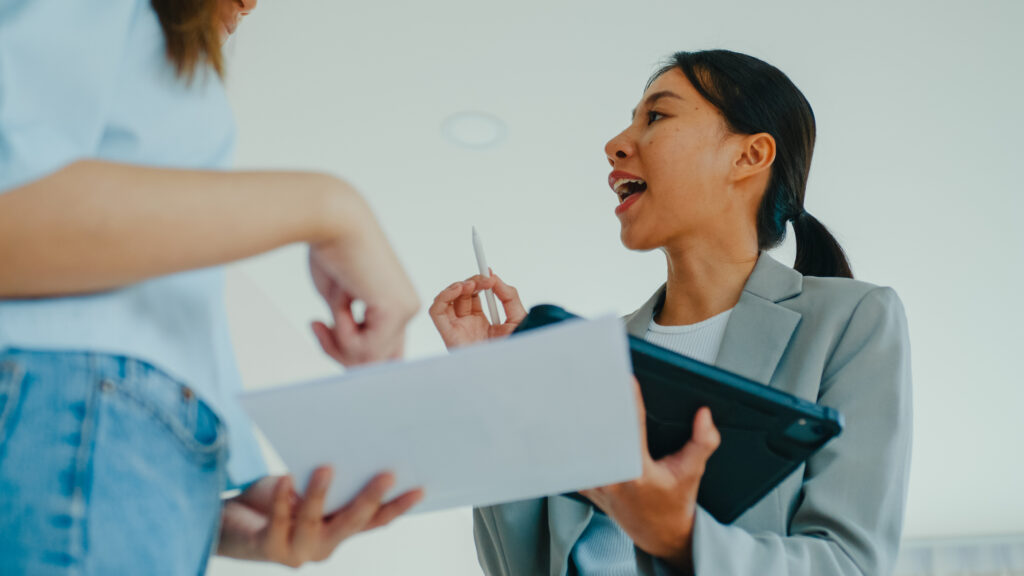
left=619, top=226, right=660, bottom=252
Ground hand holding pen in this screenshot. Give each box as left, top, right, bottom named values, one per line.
left=428, top=227, right=527, bottom=350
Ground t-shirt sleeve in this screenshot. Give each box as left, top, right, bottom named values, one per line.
left=0, top=0, right=138, bottom=194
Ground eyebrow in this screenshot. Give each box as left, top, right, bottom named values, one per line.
left=631, top=91, right=684, bottom=120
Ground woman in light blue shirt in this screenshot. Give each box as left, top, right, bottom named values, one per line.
left=0, top=0, right=422, bottom=573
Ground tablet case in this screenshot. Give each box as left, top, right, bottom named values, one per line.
left=512, top=304, right=843, bottom=524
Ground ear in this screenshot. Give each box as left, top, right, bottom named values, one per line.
left=732, top=132, right=776, bottom=181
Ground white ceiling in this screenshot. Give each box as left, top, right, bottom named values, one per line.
left=219, top=0, right=1024, bottom=547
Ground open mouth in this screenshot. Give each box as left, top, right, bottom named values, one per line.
left=613, top=178, right=648, bottom=204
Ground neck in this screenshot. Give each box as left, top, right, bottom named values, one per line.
left=656, top=238, right=759, bottom=326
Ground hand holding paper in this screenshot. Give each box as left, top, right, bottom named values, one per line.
left=218, top=467, right=422, bottom=567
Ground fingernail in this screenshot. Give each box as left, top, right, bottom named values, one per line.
left=317, top=469, right=333, bottom=490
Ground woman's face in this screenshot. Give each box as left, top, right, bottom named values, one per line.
left=605, top=68, right=750, bottom=253
left=218, top=0, right=257, bottom=41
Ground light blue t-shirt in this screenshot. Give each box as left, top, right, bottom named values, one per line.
left=0, top=0, right=266, bottom=487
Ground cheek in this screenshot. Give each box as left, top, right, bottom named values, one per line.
left=668, top=124, right=729, bottom=176
left=643, top=134, right=705, bottom=198
left=219, top=2, right=239, bottom=22
left=640, top=138, right=729, bottom=237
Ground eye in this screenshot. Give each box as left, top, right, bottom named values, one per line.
left=647, top=110, right=665, bottom=125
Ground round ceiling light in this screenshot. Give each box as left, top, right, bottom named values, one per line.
left=441, top=111, right=507, bottom=150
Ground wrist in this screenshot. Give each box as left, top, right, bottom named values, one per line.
left=657, top=538, right=694, bottom=575
left=216, top=500, right=261, bottom=561
left=647, top=514, right=695, bottom=575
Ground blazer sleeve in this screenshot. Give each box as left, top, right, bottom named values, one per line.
left=655, top=286, right=913, bottom=576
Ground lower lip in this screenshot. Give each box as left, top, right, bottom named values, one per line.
left=615, top=192, right=642, bottom=216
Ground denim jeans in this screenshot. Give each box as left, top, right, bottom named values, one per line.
left=0, top=349, right=228, bottom=576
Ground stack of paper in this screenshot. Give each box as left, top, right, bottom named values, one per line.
left=240, top=315, right=641, bottom=514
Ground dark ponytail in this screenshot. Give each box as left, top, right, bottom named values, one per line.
left=652, top=50, right=853, bottom=278
left=792, top=212, right=852, bottom=278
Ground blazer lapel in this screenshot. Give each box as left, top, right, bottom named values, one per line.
left=547, top=495, right=593, bottom=576
left=713, top=253, right=803, bottom=385
left=714, top=291, right=800, bottom=385
left=624, top=253, right=803, bottom=386
left=624, top=286, right=665, bottom=338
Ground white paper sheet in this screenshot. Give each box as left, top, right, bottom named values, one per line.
left=239, top=315, right=642, bottom=514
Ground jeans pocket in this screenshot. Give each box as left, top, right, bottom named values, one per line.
left=110, top=366, right=227, bottom=466
left=0, top=358, right=26, bottom=446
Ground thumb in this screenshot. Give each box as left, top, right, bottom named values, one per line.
left=630, top=377, right=651, bottom=458
left=660, top=407, right=721, bottom=474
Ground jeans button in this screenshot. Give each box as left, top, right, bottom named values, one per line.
left=100, top=379, right=115, bottom=393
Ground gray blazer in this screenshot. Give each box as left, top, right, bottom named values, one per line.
left=473, top=253, right=913, bottom=576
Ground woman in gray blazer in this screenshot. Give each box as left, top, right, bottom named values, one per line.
left=429, top=50, right=912, bottom=576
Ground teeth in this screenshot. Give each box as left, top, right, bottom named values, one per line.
left=614, top=178, right=647, bottom=202
left=613, top=178, right=646, bottom=194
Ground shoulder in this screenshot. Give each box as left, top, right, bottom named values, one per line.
left=789, top=277, right=910, bottom=380
left=781, top=271, right=911, bottom=377
left=746, top=252, right=906, bottom=329
left=0, top=0, right=143, bottom=36
left=788, top=275, right=905, bottom=325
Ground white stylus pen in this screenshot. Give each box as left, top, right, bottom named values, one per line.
left=472, top=226, right=501, bottom=326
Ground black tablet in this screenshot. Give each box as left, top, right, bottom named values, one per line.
left=512, top=304, right=843, bottom=524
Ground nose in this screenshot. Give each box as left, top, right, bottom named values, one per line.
left=604, top=128, right=633, bottom=166
left=240, top=0, right=257, bottom=15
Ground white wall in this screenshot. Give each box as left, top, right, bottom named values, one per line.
left=211, top=0, right=1024, bottom=573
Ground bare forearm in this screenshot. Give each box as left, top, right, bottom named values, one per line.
left=0, top=160, right=366, bottom=298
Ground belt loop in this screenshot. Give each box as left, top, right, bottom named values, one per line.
left=125, top=356, right=138, bottom=384
left=87, top=352, right=98, bottom=382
